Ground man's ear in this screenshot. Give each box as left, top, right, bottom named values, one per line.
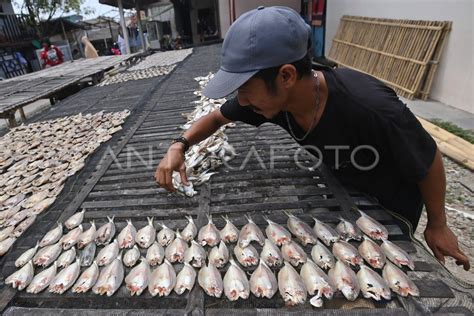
left=279, top=64, right=297, bottom=88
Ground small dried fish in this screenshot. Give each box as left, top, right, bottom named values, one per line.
left=300, top=259, right=335, bottom=307
left=49, top=258, right=80, bottom=294
left=62, top=224, right=83, bottom=250
left=184, top=240, right=207, bottom=268
left=250, top=260, right=278, bottom=299
left=357, top=264, right=391, bottom=301
left=284, top=211, right=317, bottom=245
left=32, top=197, right=56, bottom=215
left=33, top=240, right=62, bottom=267
left=328, top=260, right=360, bottom=301
left=136, top=217, right=156, bottom=248
left=15, top=242, right=39, bottom=267
left=39, top=222, right=62, bottom=247
left=64, top=209, right=86, bottom=230
left=5, top=260, right=34, bottom=290
left=311, top=240, right=335, bottom=270
left=4, top=208, right=31, bottom=227
left=382, top=261, right=419, bottom=297
left=165, top=230, right=188, bottom=263
left=26, top=262, right=57, bottom=294
left=281, top=240, right=307, bottom=267
left=156, top=223, right=175, bottom=247
left=95, top=216, right=116, bottom=245
left=80, top=242, right=96, bottom=267
left=149, top=259, right=177, bottom=297
left=93, top=253, right=124, bottom=296
left=146, top=241, right=165, bottom=266
left=208, top=240, right=229, bottom=268
left=312, top=217, right=339, bottom=246
left=358, top=235, right=386, bottom=269
left=198, top=214, right=220, bottom=247
left=0, top=226, right=15, bottom=242
left=278, top=261, right=307, bottom=306
left=356, top=210, right=388, bottom=240
left=117, top=219, right=137, bottom=249
left=124, top=245, right=141, bottom=267
left=57, top=246, right=76, bottom=268
left=72, top=261, right=99, bottom=293
left=238, top=214, right=265, bottom=248
left=77, top=221, right=96, bottom=249
left=264, top=216, right=291, bottom=246
left=219, top=215, right=239, bottom=243
left=260, top=238, right=283, bottom=268
left=233, top=243, right=259, bottom=267
left=336, top=217, right=362, bottom=241
left=22, top=191, right=49, bottom=209
left=332, top=241, right=362, bottom=266
left=174, top=261, right=197, bottom=295
left=96, top=239, right=119, bottom=266
left=181, top=216, right=197, bottom=242
left=223, top=259, right=250, bottom=301
left=381, top=239, right=415, bottom=270
left=198, top=262, right=223, bottom=298
left=125, top=257, right=151, bottom=296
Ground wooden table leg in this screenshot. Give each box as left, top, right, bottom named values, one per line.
left=7, top=111, right=17, bottom=128
left=19, top=107, right=27, bottom=122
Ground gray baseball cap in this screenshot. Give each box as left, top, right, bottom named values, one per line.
left=203, top=6, right=311, bottom=99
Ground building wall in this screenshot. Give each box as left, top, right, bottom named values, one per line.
left=326, top=0, right=473, bottom=114
left=0, top=0, right=14, bottom=14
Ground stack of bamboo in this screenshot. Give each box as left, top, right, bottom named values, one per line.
left=328, top=16, right=451, bottom=100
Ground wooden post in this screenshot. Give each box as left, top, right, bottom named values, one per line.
left=118, top=0, right=131, bottom=54
left=135, top=0, right=147, bottom=52
left=7, top=111, right=17, bottom=128
left=19, top=107, right=27, bottom=122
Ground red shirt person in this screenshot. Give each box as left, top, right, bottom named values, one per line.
left=40, top=39, right=64, bottom=68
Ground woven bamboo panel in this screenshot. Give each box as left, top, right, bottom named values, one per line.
left=328, top=15, right=451, bottom=99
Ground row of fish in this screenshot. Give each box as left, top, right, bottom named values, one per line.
left=98, top=65, right=176, bottom=86
left=0, top=111, right=130, bottom=257
left=128, top=48, right=193, bottom=71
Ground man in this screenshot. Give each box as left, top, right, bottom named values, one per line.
left=40, top=39, right=64, bottom=68
left=155, top=6, right=469, bottom=270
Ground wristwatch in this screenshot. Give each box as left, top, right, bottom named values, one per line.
left=171, top=136, right=190, bottom=152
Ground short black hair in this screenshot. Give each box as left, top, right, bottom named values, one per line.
left=252, top=52, right=312, bottom=94
left=42, top=38, right=51, bottom=46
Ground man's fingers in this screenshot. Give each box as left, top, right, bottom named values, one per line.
left=180, top=168, right=189, bottom=185
left=432, top=247, right=445, bottom=265
left=165, top=169, right=174, bottom=192
left=453, top=250, right=470, bottom=271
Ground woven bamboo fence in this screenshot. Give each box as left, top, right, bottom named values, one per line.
left=328, top=16, right=451, bottom=99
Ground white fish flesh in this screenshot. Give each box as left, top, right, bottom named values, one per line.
left=136, top=217, right=156, bottom=248
left=198, top=262, right=223, bottom=298
left=77, top=221, right=96, bottom=249
left=311, top=240, right=335, bottom=270
left=358, top=235, right=386, bottom=269
left=93, top=253, right=124, bottom=296
left=39, top=222, right=62, bottom=247
left=15, top=242, right=39, bottom=267
left=356, top=210, right=388, bottom=240
left=284, top=211, right=317, bottom=245
left=174, top=261, right=197, bottom=295
left=264, top=216, right=291, bottom=246
left=281, top=240, right=307, bottom=267
left=300, top=259, right=335, bottom=307
left=26, top=262, right=57, bottom=294
left=233, top=243, right=259, bottom=267
left=146, top=241, right=164, bottom=266
left=278, top=261, right=307, bottom=306
left=64, top=209, right=85, bottom=230
left=198, top=214, right=220, bottom=247
left=208, top=240, right=229, bottom=268
left=117, top=219, right=137, bottom=249
left=149, top=259, right=176, bottom=297
left=381, top=239, right=415, bottom=270
left=312, top=217, right=339, bottom=246
left=124, top=245, right=140, bottom=267
left=96, top=239, right=119, bottom=266
left=49, top=258, right=80, bottom=294
left=357, top=264, right=391, bottom=300
left=22, top=191, right=49, bottom=209
left=382, top=261, right=419, bottom=297
left=237, top=214, right=265, bottom=248
left=223, top=259, right=250, bottom=301
left=80, top=242, right=96, bottom=266
left=12, top=214, right=37, bottom=237
left=72, top=261, right=99, bottom=293
left=260, top=238, right=283, bottom=268
left=62, top=224, right=83, bottom=250
left=0, top=226, right=14, bottom=242
left=4, top=208, right=31, bottom=227
left=157, top=223, right=175, bottom=247
left=33, top=240, right=62, bottom=267
left=5, top=260, right=34, bottom=290
left=184, top=240, right=207, bottom=268
left=328, top=260, right=360, bottom=301
left=336, top=217, right=362, bottom=241
left=32, top=197, right=55, bottom=215
left=165, top=230, right=188, bottom=263
left=332, top=241, right=362, bottom=266
left=219, top=215, right=239, bottom=243
left=181, top=216, right=197, bottom=242
left=57, top=246, right=76, bottom=268
left=125, top=258, right=150, bottom=296
left=95, top=216, right=116, bottom=245
left=249, top=260, right=277, bottom=299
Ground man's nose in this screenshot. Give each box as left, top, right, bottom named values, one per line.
left=237, top=92, right=250, bottom=106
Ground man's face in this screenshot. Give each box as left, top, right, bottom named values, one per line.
left=42, top=43, right=49, bottom=49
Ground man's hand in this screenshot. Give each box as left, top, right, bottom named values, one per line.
left=155, top=143, right=189, bottom=192
left=424, top=223, right=470, bottom=271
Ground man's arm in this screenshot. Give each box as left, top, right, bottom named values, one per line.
left=155, top=110, right=232, bottom=192
left=418, top=148, right=470, bottom=270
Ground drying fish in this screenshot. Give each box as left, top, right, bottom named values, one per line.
left=77, top=221, right=96, bottom=249
left=62, top=224, right=83, bottom=250
left=278, top=261, right=307, bottom=306
left=49, top=258, right=80, bottom=294
left=125, top=258, right=151, bottom=296
left=312, top=217, right=339, bottom=246
left=33, top=240, right=62, bottom=267
left=382, top=261, right=419, bottom=297
left=249, top=260, right=278, bottom=299
left=311, top=240, right=335, bottom=270
left=124, top=245, right=140, bottom=267
left=233, top=243, right=259, bottom=267
left=26, top=262, right=57, bottom=294
left=165, top=230, right=188, bottom=263
left=95, top=216, right=116, bottom=245
left=0, top=226, right=14, bottom=242
left=4, top=208, right=31, bottom=227
left=356, top=210, right=388, bottom=240
left=223, top=259, right=250, bottom=301
left=181, top=216, right=197, bottom=242
left=12, top=214, right=37, bottom=237
left=93, top=253, right=124, bottom=296
left=358, top=235, right=386, bottom=269
left=72, top=261, right=99, bottom=293
left=172, top=171, right=197, bottom=197
left=5, top=260, right=34, bottom=290
left=198, top=262, right=223, bottom=298
left=22, top=191, right=49, bottom=209
left=264, top=216, right=291, bottom=246
left=149, top=259, right=177, bottom=297
left=260, top=238, right=283, bottom=267
left=281, top=240, right=307, bottom=267
left=0, top=205, right=22, bottom=224
left=219, top=215, right=239, bottom=243
left=32, top=197, right=55, bottom=215
left=146, top=241, right=165, bottom=266
left=238, top=214, right=265, bottom=248
left=2, top=193, right=26, bottom=209
left=96, top=239, right=119, bottom=266
left=381, top=239, right=415, bottom=270
left=328, top=260, right=360, bottom=301
left=57, top=246, right=76, bottom=268
left=184, top=240, right=207, bottom=268
left=174, top=262, right=197, bottom=295
left=156, top=223, right=175, bottom=247
left=332, top=241, right=362, bottom=266
left=357, top=264, right=391, bottom=301
left=136, top=217, right=156, bottom=248
left=284, top=211, right=317, bottom=245
left=39, top=222, right=62, bottom=247
left=300, top=259, right=335, bottom=307
left=80, top=242, right=96, bottom=266
left=198, top=214, right=220, bottom=247
left=208, top=240, right=229, bottom=268
left=336, top=217, right=362, bottom=241
left=15, top=242, right=39, bottom=267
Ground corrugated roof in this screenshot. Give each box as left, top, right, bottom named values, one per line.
left=98, top=0, right=162, bottom=9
